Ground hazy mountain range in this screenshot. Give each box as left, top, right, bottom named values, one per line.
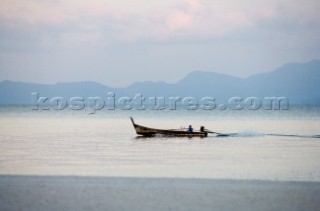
left=1, top=60, right=320, bottom=105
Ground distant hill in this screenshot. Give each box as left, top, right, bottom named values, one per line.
left=0, top=81, right=114, bottom=105
left=0, top=60, right=320, bottom=105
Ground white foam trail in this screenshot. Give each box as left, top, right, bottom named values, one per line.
left=234, top=130, right=265, bottom=137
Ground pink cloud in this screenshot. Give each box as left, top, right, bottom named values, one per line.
left=143, top=0, right=254, bottom=40
left=1, top=0, right=310, bottom=44
left=225, top=12, right=253, bottom=27
left=0, top=1, right=77, bottom=28
left=167, top=10, right=192, bottom=30
left=186, top=0, right=204, bottom=11
left=258, top=8, right=276, bottom=19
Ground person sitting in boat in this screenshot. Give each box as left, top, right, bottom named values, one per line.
left=188, top=125, right=193, bottom=133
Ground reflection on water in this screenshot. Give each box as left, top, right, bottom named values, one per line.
left=0, top=105, right=320, bottom=181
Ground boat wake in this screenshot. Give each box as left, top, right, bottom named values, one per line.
left=216, top=132, right=320, bottom=139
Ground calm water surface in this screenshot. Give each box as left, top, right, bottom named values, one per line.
left=0, top=106, right=319, bottom=181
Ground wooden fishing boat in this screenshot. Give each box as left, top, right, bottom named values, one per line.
left=130, top=117, right=208, bottom=137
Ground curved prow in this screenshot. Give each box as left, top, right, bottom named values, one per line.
left=130, top=116, right=135, bottom=126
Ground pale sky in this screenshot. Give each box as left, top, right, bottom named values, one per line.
left=0, top=0, right=319, bottom=87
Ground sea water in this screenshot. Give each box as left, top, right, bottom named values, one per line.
left=0, top=105, right=319, bottom=181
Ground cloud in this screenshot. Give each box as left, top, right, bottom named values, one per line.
left=113, top=0, right=257, bottom=42
left=0, top=0, right=76, bottom=28
left=167, top=10, right=192, bottom=30
left=1, top=0, right=317, bottom=58
left=0, top=0, right=271, bottom=43
left=1, top=0, right=319, bottom=55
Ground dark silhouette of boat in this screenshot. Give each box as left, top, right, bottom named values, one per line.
left=130, top=117, right=210, bottom=137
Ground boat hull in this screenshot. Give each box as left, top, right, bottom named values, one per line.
left=130, top=117, right=207, bottom=137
